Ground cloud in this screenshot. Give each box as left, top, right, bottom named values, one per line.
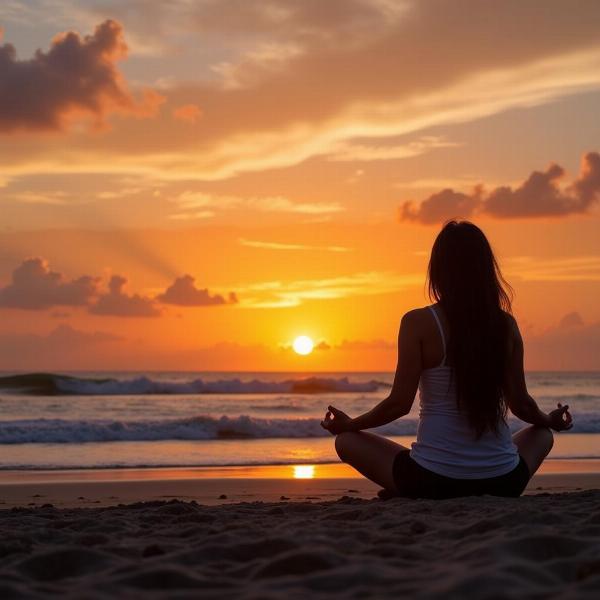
left=157, top=275, right=238, bottom=306
left=314, top=340, right=331, bottom=351
left=280, top=337, right=395, bottom=353
left=504, top=255, right=600, bottom=282
left=46, top=323, right=122, bottom=344
left=557, top=311, right=585, bottom=329
left=0, top=19, right=163, bottom=133
left=239, top=271, right=422, bottom=308
left=524, top=312, right=600, bottom=370
left=238, top=238, right=350, bottom=252
left=486, top=153, right=600, bottom=217
left=0, top=257, right=237, bottom=316
left=172, top=104, right=202, bottom=124
left=400, top=187, right=482, bottom=224
left=336, top=338, right=395, bottom=351
left=400, top=151, right=600, bottom=223
left=4, top=1, right=600, bottom=183
left=90, top=275, right=161, bottom=317
left=0, top=324, right=122, bottom=370
left=0, top=258, right=99, bottom=309
left=327, top=136, right=459, bottom=162
left=169, top=191, right=343, bottom=220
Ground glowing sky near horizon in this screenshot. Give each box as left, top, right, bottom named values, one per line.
left=0, top=1, right=599, bottom=371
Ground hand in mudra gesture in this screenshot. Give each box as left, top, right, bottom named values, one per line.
left=320, top=405, right=353, bottom=435
left=548, top=402, right=573, bottom=432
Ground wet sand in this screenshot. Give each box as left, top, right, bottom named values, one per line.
left=1, top=460, right=599, bottom=508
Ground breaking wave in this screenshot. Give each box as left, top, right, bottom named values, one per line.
left=0, top=373, right=390, bottom=396
left=0, top=413, right=596, bottom=444
left=0, top=415, right=414, bottom=443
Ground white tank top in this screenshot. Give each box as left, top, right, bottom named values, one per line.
left=409, top=305, right=519, bottom=479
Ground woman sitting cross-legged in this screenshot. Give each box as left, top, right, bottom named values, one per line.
left=321, top=220, right=572, bottom=499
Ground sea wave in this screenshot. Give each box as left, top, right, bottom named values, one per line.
left=0, top=415, right=415, bottom=443
left=0, top=373, right=390, bottom=396
left=0, top=414, right=597, bottom=444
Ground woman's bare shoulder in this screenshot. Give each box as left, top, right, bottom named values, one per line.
left=400, top=307, right=433, bottom=329
left=503, top=311, right=520, bottom=332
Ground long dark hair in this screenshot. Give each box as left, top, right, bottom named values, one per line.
left=427, top=221, right=513, bottom=437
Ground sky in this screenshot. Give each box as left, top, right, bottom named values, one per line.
left=0, top=0, right=599, bottom=371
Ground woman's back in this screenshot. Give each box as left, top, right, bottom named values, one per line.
left=409, top=304, right=519, bottom=479
left=325, top=221, right=571, bottom=499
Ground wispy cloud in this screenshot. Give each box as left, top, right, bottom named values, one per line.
left=238, top=238, right=350, bottom=253
left=505, top=255, right=600, bottom=282
left=169, top=191, right=343, bottom=220
left=11, top=191, right=70, bottom=205
left=327, top=136, right=459, bottom=162
left=3, top=2, right=600, bottom=184
left=237, top=271, right=423, bottom=308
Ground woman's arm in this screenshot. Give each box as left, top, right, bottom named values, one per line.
left=323, top=310, right=422, bottom=434
left=504, top=316, right=572, bottom=431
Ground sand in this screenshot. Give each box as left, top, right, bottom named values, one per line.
left=0, top=491, right=599, bottom=598
left=0, top=466, right=599, bottom=598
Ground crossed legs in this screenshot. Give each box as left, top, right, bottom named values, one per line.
left=511, top=425, right=554, bottom=477
left=334, top=431, right=407, bottom=492
left=334, top=425, right=554, bottom=492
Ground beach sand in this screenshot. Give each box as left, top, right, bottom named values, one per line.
left=0, top=463, right=599, bottom=598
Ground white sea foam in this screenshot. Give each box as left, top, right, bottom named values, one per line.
left=0, top=414, right=597, bottom=444
left=0, top=415, right=415, bottom=443
left=52, top=375, right=389, bottom=396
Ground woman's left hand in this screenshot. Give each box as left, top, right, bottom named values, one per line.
left=320, top=405, right=353, bottom=435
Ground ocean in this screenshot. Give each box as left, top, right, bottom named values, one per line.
left=0, top=371, right=598, bottom=470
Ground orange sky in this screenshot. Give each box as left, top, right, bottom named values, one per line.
left=0, top=1, right=599, bottom=371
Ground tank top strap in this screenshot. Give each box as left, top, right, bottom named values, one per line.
left=428, top=305, right=447, bottom=366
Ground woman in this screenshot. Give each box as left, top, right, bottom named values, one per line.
left=321, top=221, right=572, bottom=499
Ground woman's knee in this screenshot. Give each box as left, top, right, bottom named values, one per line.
left=542, top=426, right=554, bottom=453
left=335, top=431, right=359, bottom=461
left=515, top=424, right=553, bottom=449
left=530, top=425, right=554, bottom=453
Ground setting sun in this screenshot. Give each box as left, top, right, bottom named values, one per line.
left=293, top=465, right=315, bottom=479
left=293, top=336, right=314, bottom=355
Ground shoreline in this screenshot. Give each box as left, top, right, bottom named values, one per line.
left=1, top=459, right=599, bottom=508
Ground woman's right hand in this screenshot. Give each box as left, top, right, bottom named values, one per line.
left=548, top=402, right=573, bottom=432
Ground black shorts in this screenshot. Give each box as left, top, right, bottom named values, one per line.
left=392, top=450, right=531, bottom=499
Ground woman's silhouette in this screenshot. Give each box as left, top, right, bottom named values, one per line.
left=321, top=221, right=572, bottom=499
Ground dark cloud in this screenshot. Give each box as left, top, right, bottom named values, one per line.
left=400, top=152, right=600, bottom=223
left=558, top=311, right=585, bottom=329
left=525, top=312, right=600, bottom=370
left=0, top=19, right=163, bottom=133
left=0, top=258, right=236, bottom=316
left=156, top=275, right=238, bottom=306
left=400, top=187, right=482, bottom=224
left=314, top=340, right=331, bottom=350
left=0, top=324, right=122, bottom=370
left=571, top=151, right=600, bottom=207
left=337, top=339, right=395, bottom=351
left=90, top=275, right=161, bottom=317
left=0, top=258, right=99, bottom=309
left=46, top=323, right=122, bottom=344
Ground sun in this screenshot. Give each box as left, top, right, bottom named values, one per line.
left=292, top=335, right=314, bottom=355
